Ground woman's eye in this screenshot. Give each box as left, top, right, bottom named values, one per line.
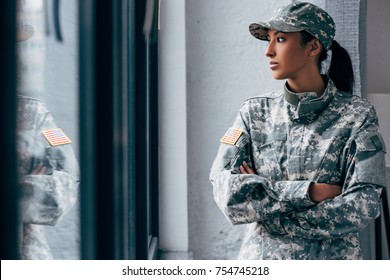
left=276, top=37, right=285, bottom=43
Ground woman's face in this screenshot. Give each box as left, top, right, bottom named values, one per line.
left=265, top=29, right=312, bottom=80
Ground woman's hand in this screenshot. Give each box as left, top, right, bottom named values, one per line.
left=30, top=162, right=48, bottom=175
left=239, top=161, right=255, bottom=174
left=240, top=161, right=341, bottom=202
left=308, top=183, right=342, bottom=203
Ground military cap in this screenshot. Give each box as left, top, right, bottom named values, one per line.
left=249, top=2, right=336, bottom=50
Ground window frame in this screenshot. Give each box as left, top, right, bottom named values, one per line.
left=0, top=0, right=19, bottom=260
left=79, top=0, right=159, bottom=260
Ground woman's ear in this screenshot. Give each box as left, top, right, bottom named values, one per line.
left=308, top=39, right=322, bottom=56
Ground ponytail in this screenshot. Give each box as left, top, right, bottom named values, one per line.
left=300, top=31, right=355, bottom=94
left=328, top=40, right=354, bottom=94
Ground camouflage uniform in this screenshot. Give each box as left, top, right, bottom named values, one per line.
left=17, top=95, right=79, bottom=259
left=210, top=78, right=387, bottom=259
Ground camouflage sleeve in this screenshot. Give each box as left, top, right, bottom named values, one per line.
left=280, top=112, right=387, bottom=240
left=19, top=110, right=79, bottom=226
left=210, top=104, right=316, bottom=227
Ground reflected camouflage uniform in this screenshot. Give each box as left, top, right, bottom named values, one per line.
left=17, top=96, right=80, bottom=260
left=210, top=79, right=387, bottom=259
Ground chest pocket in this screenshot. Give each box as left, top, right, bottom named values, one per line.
left=252, top=132, right=287, bottom=181
left=315, top=128, right=352, bottom=184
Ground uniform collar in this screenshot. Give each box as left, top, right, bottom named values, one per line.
left=284, top=78, right=338, bottom=118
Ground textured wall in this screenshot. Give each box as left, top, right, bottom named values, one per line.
left=367, top=0, right=390, bottom=93
left=367, top=0, right=390, bottom=163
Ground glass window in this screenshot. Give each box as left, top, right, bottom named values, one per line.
left=16, top=0, right=80, bottom=260
left=79, top=0, right=159, bottom=260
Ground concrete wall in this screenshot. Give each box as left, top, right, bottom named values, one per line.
left=367, top=0, right=390, bottom=164
left=367, top=0, right=390, bottom=94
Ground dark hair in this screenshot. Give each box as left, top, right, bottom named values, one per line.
left=300, top=31, right=354, bottom=94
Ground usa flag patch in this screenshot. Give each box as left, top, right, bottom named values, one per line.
left=42, top=128, right=72, bottom=146
left=220, top=128, right=243, bottom=145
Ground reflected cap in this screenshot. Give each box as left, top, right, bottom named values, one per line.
left=249, top=2, right=335, bottom=50
left=17, top=24, right=34, bottom=42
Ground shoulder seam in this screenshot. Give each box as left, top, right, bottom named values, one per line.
left=245, top=91, right=283, bottom=102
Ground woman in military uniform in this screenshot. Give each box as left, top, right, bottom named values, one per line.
left=210, top=1, right=387, bottom=259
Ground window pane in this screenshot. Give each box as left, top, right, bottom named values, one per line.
left=16, top=0, right=80, bottom=260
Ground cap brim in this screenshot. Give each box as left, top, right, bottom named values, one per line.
left=249, top=21, right=270, bottom=40
left=17, top=24, right=34, bottom=42
left=249, top=20, right=303, bottom=40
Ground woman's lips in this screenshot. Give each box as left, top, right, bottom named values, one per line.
left=269, top=61, right=279, bottom=70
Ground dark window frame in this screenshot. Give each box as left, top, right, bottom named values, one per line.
left=0, top=0, right=19, bottom=260
left=79, top=0, right=159, bottom=260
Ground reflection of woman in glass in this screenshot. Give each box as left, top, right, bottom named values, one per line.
left=17, top=24, right=79, bottom=259
left=210, top=2, right=387, bottom=259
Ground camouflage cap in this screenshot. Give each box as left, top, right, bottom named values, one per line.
left=249, top=2, right=335, bottom=50
left=17, top=24, right=34, bottom=42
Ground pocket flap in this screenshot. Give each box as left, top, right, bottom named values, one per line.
left=322, top=128, right=352, bottom=139
left=356, top=132, right=386, bottom=152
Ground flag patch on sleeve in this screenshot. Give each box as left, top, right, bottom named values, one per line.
left=220, top=128, right=243, bottom=145
left=42, top=128, right=72, bottom=146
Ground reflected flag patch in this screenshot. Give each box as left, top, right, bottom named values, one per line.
left=42, top=128, right=72, bottom=146
left=220, top=128, right=243, bottom=145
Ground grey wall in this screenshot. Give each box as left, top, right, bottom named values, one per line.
left=366, top=0, right=390, bottom=261
left=367, top=0, right=390, bottom=93
left=159, top=0, right=189, bottom=254
left=367, top=0, right=390, bottom=164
